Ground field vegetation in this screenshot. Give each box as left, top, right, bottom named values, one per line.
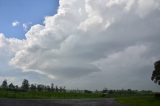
left=116, top=95, right=160, bottom=106
left=0, top=79, right=160, bottom=106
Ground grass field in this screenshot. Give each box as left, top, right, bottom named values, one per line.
left=1, top=89, right=160, bottom=106
left=0, top=90, right=104, bottom=99
left=116, top=96, right=160, bottom=106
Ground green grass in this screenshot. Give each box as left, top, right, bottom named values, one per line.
left=0, top=90, right=105, bottom=99
left=1, top=89, right=159, bottom=106
left=116, top=96, right=160, bottom=106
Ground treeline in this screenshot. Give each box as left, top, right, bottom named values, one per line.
left=0, top=79, right=66, bottom=92
left=0, top=79, right=154, bottom=99
left=102, top=88, right=153, bottom=96
left=0, top=79, right=153, bottom=95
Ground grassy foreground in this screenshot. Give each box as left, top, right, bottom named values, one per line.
left=1, top=89, right=160, bottom=106
left=0, top=90, right=104, bottom=99
left=116, top=96, right=160, bottom=106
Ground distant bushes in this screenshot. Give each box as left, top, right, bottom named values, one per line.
left=0, top=79, right=66, bottom=92
left=154, top=92, right=160, bottom=98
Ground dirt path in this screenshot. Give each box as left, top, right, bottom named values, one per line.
left=0, top=98, right=128, bottom=106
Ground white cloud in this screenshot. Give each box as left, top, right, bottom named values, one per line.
left=0, top=0, right=160, bottom=91
left=12, top=21, right=20, bottom=27
left=0, top=33, right=57, bottom=86
left=11, top=21, right=32, bottom=31
left=22, top=24, right=28, bottom=30
left=22, top=22, right=32, bottom=31
left=0, top=33, right=6, bottom=47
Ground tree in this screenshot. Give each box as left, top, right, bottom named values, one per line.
left=8, top=83, right=15, bottom=90
left=51, top=83, right=54, bottom=91
left=37, top=84, right=44, bottom=91
left=21, top=79, right=29, bottom=91
left=30, top=84, right=36, bottom=91
left=151, top=60, right=160, bottom=85
left=1, top=80, right=8, bottom=89
left=102, top=88, right=108, bottom=93
left=62, top=86, right=66, bottom=92
left=55, top=86, right=59, bottom=92
left=45, top=85, right=51, bottom=91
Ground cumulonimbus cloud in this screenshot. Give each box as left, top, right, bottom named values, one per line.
left=1, top=0, right=160, bottom=90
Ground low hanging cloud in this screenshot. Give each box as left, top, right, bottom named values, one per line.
left=1, top=0, right=160, bottom=90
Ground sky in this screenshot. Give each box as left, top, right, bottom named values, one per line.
left=0, top=0, right=160, bottom=91
left=0, top=0, right=59, bottom=39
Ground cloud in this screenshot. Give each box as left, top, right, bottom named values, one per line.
left=0, top=76, right=16, bottom=84
left=22, top=22, right=32, bottom=31
left=0, top=33, right=58, bottom=85
left=11, top=21, right=32, bottom=31
left=1, top=0, right=160, bottom=91
left=12, top=21, right=20, bottom=27
left=22, top=24, right=28, bottom=31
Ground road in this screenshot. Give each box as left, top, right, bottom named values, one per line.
left=0, top=98, right=128, bottom=106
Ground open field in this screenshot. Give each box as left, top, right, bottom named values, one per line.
left=116, top=96, right=160, bottom=106
left=1, top=89, right=160, bottom=106
left=0, top=98, right=128, bottom=106
left=0, top=90, right=104, bottom=99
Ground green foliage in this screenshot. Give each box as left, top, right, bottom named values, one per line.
left=30, top=84, right=36, bottom=91
left=1, top=80, right=8, bottom=89
left=116, top=96, right=160, bottom=106
left=0, top=89, right=103, bottom=99
left=8, top=83, right=15, bottom=90
left=152, top=60, right=160, bottom=85
left=21, top=79, right=29, bottom=91
left=0, top=78, right=155, bottom=100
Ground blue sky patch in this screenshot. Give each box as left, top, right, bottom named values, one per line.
left=0, top=0, right=59, bottom=39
